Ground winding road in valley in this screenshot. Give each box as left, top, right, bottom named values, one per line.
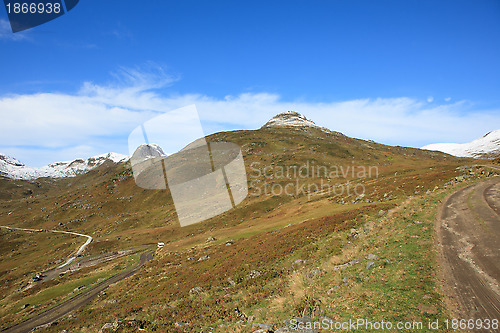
left=0, top=226, right=154, bottom=333
left=1, top=250, right=154, bottom=333
left=438, top=176, right=500, bottom=331
left=0, top=226, right=93, bottom=269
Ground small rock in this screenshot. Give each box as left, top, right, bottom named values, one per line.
left=292, top=259, right=306, bottom=266
left=327, top=286, right=340, bottom=295
left=189, top=286, right=203, bottom=294
left=246, top=270, right=262, bottom=279
left=206, top=236, right=216, bottom=242
left=100, top=323, right=114, bottom=332
left=307, top=268, right=326, bottom=279
left=252, top=323, right=274, bottom=332
left=366, top=253, right=378, bottom=260
left=275, top=328, right=292, bottom=333
left=378, top=210, right=386, bottom=217
left=227, top=277, right=236, bottom=286
left=174, top=322, right=190, bottom=329
left=342, top=276, right=349, bottom=285
left=198, top=255, right=210, bottom=261
left=366, top=261, right=375, bottom=269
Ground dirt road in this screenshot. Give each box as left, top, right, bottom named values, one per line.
left=1, top=250, right=154, bottom=333
left=438, top=177, right=500, bottom=331
left=0, top=226, right=93, bottom=269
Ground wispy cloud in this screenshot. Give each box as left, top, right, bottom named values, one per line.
left=0, top=19, right=29, bottom=41
left=1, top=65, right=499, bottom=166
left=108, top=23, right=135, bottom=41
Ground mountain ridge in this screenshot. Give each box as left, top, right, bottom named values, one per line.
left=422, top=129, right=500, bottom=159
left=0, top=152, right=128, bottom=180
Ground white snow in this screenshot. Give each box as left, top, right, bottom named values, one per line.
left=0, top=152, right=129, bottom=180
left=263, top=111, right=330, bottom=132
left=0, top=154, right=24, bottom=166
left=422, top=129, right=500, bottom=158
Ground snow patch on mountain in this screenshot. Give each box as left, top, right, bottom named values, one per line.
left=0, top=152, right=129, bottom=180
left=422, top=129, right=500, bottom=158
left=262, top=111, right=328, bottom=130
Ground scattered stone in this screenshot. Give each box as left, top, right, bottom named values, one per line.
left=359, top=221, right=376, bottom=235
left=189, top=286, right=203, bottom=294
left=307, top=268, right=326, bottom=279
left=366, top=261, right=375, bottom=269
left=327, top=286, right=340, bottom=295
left=378, top=210, right=386, bottom=217
left=227, top=277, right=236, bottom=287
left=198, top=255, right=210, bottom=261
left=174, top=322, right=190, bottom=329
left=252, top=322, right=274, bottom=332
left=21, top=303, right=30, bottom=309
left=333, top=258, right=363, bottom=271
left=342, top=276, right=349, bottom=286
left=246, top=270, right=262, bottom=279
left=275, top=328, right=292, bottom=333
left=99, top=323, right=114, bottom=332
left=247, top=315, right=255, bottom=323
left=348, top=228, right=358, bottom=239
left=206, top=236, right=216, bottom=242
left=292, top=259, right=306, bottom=267
left=32, top=322, right=57, bottom=330
left=366, top=253, right=378, bottom=260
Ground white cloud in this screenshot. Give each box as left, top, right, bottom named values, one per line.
left=445, top=97, right=452, bottom=102
left=1, top=67, right=499, bottom=166
left=427, top=96, right=434, bottom=103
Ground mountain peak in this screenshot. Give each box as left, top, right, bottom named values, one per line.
left=131, top=143, right=166, bottom=162
left=262, top=111, right=321, bottom=129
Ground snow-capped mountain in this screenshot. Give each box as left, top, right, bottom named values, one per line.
left=262, top=111, right=328, bottom=130
left=422, top=130, right=500, bottom=159
left=0, top=152, right=129, bottom=180
left=130, top=143, right=166, bottom=162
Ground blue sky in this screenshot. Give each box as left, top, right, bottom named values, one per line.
left=1, top=0, right=500, bottom=166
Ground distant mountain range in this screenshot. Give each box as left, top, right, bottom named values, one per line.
left=0, top=152, right=128, bottom=180
left=422, top=129, right=500, bottom=159
left=2, top=112, right=498, bottom=180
